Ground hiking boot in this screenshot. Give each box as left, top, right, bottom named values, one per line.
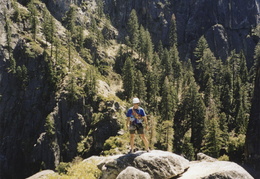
left=129, top=148, right=137, bottom=154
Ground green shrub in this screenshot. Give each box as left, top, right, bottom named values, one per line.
left=48, top=159, right=102, bottom=179
left=45, top=114, right=55, bottom=137
left=56, top=162, right=70, bottom=174
left=218, top=154, right=229, bottom=161
left=102, top=133, right=129, bottom=155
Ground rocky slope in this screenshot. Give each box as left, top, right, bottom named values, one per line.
left=27, top=151, right=254, bottom=179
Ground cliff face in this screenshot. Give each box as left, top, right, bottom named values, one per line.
left=245, top=60, right=260, bottom=176
left=41, top=0, right=259, bottom=65
left=102, top=0, right=259, bottom=65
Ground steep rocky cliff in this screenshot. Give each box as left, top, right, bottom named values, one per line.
left=105, top=0, right=259, bottom=66
left=245, top=59, right=260, bottom=177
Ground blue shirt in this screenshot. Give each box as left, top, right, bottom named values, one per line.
left=126, top=107, right=146, bottom=124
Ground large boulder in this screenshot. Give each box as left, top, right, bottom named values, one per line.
left=98, top=150, right=190, bottom=179
left=116, top=166, right=151, bottom=179
left=179, top=161, right=253, bottom=179
left=26, top=170, right=55, bottom=179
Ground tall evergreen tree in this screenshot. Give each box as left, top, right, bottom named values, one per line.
left=157, top=40, right=164, bottom=60
left=75, top=26, right=84, bottom=50
left=161, top=76, right=175, bottom=121
left=28, top=1, right=38, bottom=41
left=122, top=57, right=135, bottom=100
left=196, top=48, right=217, bottom=91
left=204, top=77, right=214, bottom=107
left=202, top=117, right=222, bottom=158
left=66, top=31, right=72, bottom=72
left=191, top=85, right=206, bottom=153
left=219, top=112, right=229, bottom=152
left=146, top=54, right=160, bottom=112
left=162, top=48, right=173, bottom=79
left=139, top=25, right=146, bottom=59
left=194, top=36, right=208, bottom=61
left=233, top=77, right=249, bottom=134
left=238, top=51, right=249, bottom=84
left=65, top=5, right=76, bottom=34
left=220, top=62, right=233, bottom=116
left=144, top=29, right=153, bottom=64
left=159, top=120, right=174, bottom=151
left=134, top=70, right=147, bottom=101
left=169, top=45, right=182, bottom=80
left=169, top=14, right=177, bottom=47
left=127, top=9, right=139, bottom=52
left=43, top=9, right=56, bottom=57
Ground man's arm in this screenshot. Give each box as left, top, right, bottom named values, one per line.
left=143, top=116, right=149, bottom=130
left=126, top=117, right=130, bottom=128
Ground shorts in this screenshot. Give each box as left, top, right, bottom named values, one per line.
left=129, top=123, right=144, bottom=134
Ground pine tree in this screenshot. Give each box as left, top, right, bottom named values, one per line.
left=65, top=5, right=76, bottom=34
left=43, top=9, right=56, bottom=57
left=161, top=76, right=175, bottom=121
left=194, top=36, right=208, bottom=61
left=146, top=70, right=159, bottom=112
left=238, top=51, right=249, bottom=84
left=139, top=25, right=146, bottom=59
left=190, top=85, right=206, bottom=153
left=76, top=26, right=84, bottom=50
left=182, top=59, right=195, bottom=87
left=133, top=70, right=147, bottom=101
left=219, top=112, right=229, bottom=152
left=127, top=9, right=139, bottom=52
left=162, top=48, right=173, bottom=79
left=145, top=29, right=154, bottom=63
left=146, top=54, right=160, bottom=112
left=28, top=1, right=38, bottom=41
left=148, top=115, right=158, bottom=149
left=233, top=77, right=249, bottom=134
left=122, top=57, right=134, bottom=100
left=202, top=117, right=222, bottom=158
left=204, top=77, right=214, bottom=107
left=159, top=120, right=174, bottom=151
left=196, top=48, right=217, bottom=91
left=169, top=14, right=177, bottom=47
left=169, top=45, right=182, bottom=80
left=220, top=62, right=233, bottom=116
left=66, top=31, right=72, bottom=72
left=157, top=40, right=164, bottom=60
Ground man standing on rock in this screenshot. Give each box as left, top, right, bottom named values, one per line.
left=126, top=97, right=150, bottom=153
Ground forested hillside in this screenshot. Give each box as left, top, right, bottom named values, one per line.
left=0, top=0, right=259, bottom=178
